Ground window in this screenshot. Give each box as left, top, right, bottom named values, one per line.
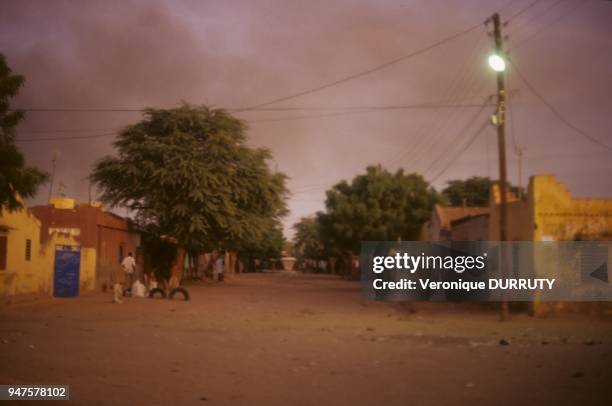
left=0, top=236, right=6, bottom=270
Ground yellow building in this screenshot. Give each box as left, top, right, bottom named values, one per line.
left=488, top=175, right=612, bottom=316
left=0, top=199, right=97, bottom=304
left=489, top=175, right=612, bottom=241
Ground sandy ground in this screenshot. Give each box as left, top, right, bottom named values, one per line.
left=1, top=271, right=611, bottom=406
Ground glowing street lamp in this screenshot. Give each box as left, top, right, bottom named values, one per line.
left=488, top=53, right=506, bottom=72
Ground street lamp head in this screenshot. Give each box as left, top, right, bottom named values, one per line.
left=488, top=53, right=506, bottom=72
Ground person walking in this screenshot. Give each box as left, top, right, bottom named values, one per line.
left=214, top=251, right=225, bottom=282
left=121, top=252, right=136, bottom=291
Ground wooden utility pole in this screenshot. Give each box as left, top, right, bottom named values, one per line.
left=491, top=13, right=510, bottom=321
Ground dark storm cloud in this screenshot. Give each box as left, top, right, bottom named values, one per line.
left=1, top=0, right=611, bottom=236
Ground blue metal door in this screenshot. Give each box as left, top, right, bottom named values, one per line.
left=53, top=245, right=81, bottom=297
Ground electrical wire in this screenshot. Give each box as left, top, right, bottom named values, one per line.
left=382, top=30, right=488, bottom=170
left=17, top=103, right=485, bottom=113
left=16, top=127, right=120, bottom=134
left=231, top=23, right=487, bottom=112
left=506, top=0, right=547, bottom=22
left=247, top=103, right=488, bottom=124
left=249, top=0, right=545, bottom=116
left=422, top=103, right=490, bottom=178
left=16, top=132, right=119, bottom=142
left=411, top=55, right=490, bottom=173
left=510, top=60, right=612, bottom=150
left=399, top=34, right=491, bottom=173
left=509, top=0, right=586, bottom=50
left=428, top=119, right=492, bottom=183
left=508, top=0, right=568, bottom=32
left=14, top=102, right=491, bottom=141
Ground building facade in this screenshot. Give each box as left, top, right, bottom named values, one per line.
left=30, top=197, right=141, bottom=291
left=449, top=213, right=489, bottom=241
left=488, top=175, right=612, bottom=241
left=0, top=203, right=86, bottom=303
left=425, top=204, right=490, bottom=241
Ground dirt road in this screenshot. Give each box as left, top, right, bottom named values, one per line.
left=1, top=271, right=611, bottom=405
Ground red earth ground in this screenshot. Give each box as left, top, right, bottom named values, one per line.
left=1, top=271, right=611, bottom=405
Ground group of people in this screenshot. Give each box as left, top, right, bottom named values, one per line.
left=111, top=250, right=226, bottom=303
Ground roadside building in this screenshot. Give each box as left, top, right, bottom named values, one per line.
left=488, top=175, right=612, bottom=241
left=450, top=213, right=490, bottom=241
left=0, top=202, right=82, bottom=303
left=488, top=175, right=612, bottom=316
left=425, top=204, right=490, bottom=241
left=30, top=196, right=141, bottom=291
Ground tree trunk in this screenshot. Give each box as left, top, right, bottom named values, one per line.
left=169, top=247, right=186, bottom=289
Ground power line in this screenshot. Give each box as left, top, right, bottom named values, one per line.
left=422, top=103, right=490, bottom=178
left=16, top=127, right=119, bottom=134
left=238, top=103, right=485, bottom=111
left=248, top=103, right=491, bottom=124
left=16, top=131, right=119, bottom=142
left=14, top=101, right=488, bottom=114
left=250, top=109, right=373, bottom=124
left=383, top=31, right=489, bottom=170
left=428, top=119, right=491, bottom=183
left=510, top=60, right=612, bottom=150
left=509, top=0, right=587, bottom=50
left=506, top=0, right=547, bottom=22
left=17, top=108, right=144, bottom=113
left=231, top=23, right=487, bottom=112
left=254, top=0, right=546, bottom=115
left=285, top=34, right=492, bottom=193
left=412, top=51, right=490, bottom=172
left=509, top=0, right=568, bottom=31
left=14, top=3, right=542, bottom=120
left=14, top=102, right=492, bottom=141
left=14, top=1, right=545, bottom=121
left=394, top=35, right=491, bottom=172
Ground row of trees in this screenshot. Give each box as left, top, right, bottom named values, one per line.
left=292, top=169, right=517, bottom=274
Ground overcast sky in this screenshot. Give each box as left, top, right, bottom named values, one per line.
left=2, top=0, right=611, bottom=237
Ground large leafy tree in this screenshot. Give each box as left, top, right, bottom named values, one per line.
left=442, top=176, right=522, bottom=206
left=91, top=104, right=288, bottom=254
left=317, top=165, right=441, bottom=254
left=0, top=54, right=47, bottom=212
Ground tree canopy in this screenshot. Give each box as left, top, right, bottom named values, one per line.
left=0, top=54, right=47, bottom=212
left=91, top=104, right=288, bottom=254
left=312, top=165, right=441, bottom=254
left=442, top=176, right=522, bottom=206
left=236, top=217, right=285, bottom=259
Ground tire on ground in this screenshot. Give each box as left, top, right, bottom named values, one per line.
left=169, top=287, right=190, bottom=301
left=148, top=287, right=166, bottom=299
